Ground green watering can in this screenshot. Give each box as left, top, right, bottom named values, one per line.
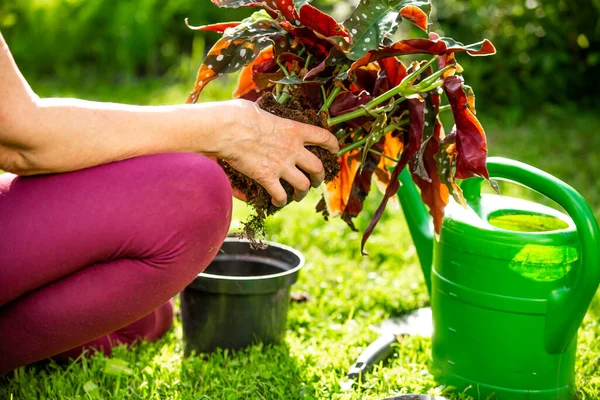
left=396, top=157, right=600, bottom=399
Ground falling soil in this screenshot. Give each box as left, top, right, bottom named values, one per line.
left=219, top=93, right=340, bottom=244
left=290, top=291, right=311, bottom=303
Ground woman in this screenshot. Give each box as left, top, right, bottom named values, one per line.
left=0, top=31, right=338, bottom=374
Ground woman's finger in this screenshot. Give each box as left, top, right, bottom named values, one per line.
left=296, top=149, right=325, bottom=188
left=232, top=188, right=248, bottom=202
left=301, top=125, right=340, bottom=155
left=259, top=178, right=289, bottom=207
left=281, top=167, right=311, bottom=202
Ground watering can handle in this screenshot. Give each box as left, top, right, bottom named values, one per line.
left=461, top=157, right=600, bottom=354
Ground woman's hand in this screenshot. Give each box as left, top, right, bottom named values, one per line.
left=0, top=31, right=338, bottom=184
left=215, top=99, right=339, bottom=207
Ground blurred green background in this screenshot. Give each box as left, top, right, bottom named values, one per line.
left=1, top=2, right=600, bottom=398
left=1, top=0, right=598, bottom=110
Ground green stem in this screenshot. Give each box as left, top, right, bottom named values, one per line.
left=304, top=54, right=313, bottom=70
left=321, top=85, right=342, bottom=113
left=297, top=47, right=306, bottom=58
left=403, top=55, right=438, bottom=86
left=336, top=119, right=408, bottom=157
left=278, top=91, right=291, bottom=104
left=327, top=102, right=394, bottom=126
left=385, top=119, right=408, bottom=133
left=439, top=104, right=451, bottom=113
left=417, top=79, right=444, bottom=93
left=369, top=149, right=400, bottom=163
left=416, top=65, right=454, bottom=91
left=326, top=56, right=438, bottom=127
left=337, top=64, right=350, bottom=76
left=334, top=128, right=347, bottom=138
left=364, top=55, right=437, bottom=109
left=276, top=59, right=290, bottom=78
left=278, top=81, right=293, bottom=104
left=276, top=83, right=282, bottom=99
left=337, top=137, right=367, bottom=157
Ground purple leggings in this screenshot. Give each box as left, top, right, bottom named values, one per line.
left=0, top=153, right=232, bottom=374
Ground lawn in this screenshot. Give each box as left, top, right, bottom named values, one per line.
left=1, top=77, right=599, bottom=400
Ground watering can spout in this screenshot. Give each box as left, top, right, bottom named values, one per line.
left=397, top=168, right=435, bottom=295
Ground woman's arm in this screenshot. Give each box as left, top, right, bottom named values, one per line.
left=0, top=31, right=338, bottom=206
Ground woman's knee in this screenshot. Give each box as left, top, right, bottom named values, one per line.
left=140, top=153, right=233, bottom=282
left=162, top=152, right=232, bottom=236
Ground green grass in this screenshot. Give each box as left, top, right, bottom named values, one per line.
left=1, top=78, right=599, bottom=399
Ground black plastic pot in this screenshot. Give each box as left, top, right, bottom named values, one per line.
left=180, top=238, right=304, bottom=354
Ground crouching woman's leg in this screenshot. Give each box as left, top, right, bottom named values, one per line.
left=0, top=153, right=232, bottom=374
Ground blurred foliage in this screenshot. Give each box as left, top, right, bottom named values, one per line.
left=0, top=0, right=252, bottom=83
left=431, top=0, right=600, bottom=111
left=1, top=0, right=598, bottom=111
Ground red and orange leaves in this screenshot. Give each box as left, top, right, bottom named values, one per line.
left=188, top=0, right=498, bottom=251
left=325, top=135, right=401, bottom=232
left=400, top=5, right=429, bottom=32
left=233, top=46, right=275, bottom=98
left=409, top=90, right=449, bottom=234
left=444, top=75, right=489, bottom=180
left=326, top=150, right=361, bottom=217
left=186, top=15, right=288, bottom=104
left=360, top=98, right=426, bottom=254
left=209, top=0, right=350, bottom=51
left=296, top=4, right=350, bottom=43
left=184, top=20, right=241, bottom=33
left=348, top=39, right=447, bottom=76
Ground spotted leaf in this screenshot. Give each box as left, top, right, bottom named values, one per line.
left=345, top=0, right=432, bottom=60
left=411, top=88, right=438, bottom=182
left=187, top=12, right=288, bottom=103
left=233, top=46, right=275, bottom=98
left=434, top=131, right=465, bottom=207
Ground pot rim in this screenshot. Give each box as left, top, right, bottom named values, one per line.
left=197, top=237, right=305, bottom=281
